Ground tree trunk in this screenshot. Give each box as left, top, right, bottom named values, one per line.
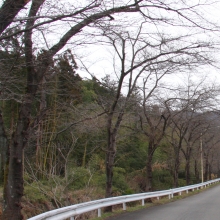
left=105, top=131, right=116, bottom=212
left=173, top=153, right=180, bottom=187
left=0, top=111, right=8, bottom=185
left=208, top=164, right=212, bottom=180
left=3, top=142, right=23, bottom=219
left=204, top=155, right=209, bottom=181
left=104, top=103, right=124, bottom=212
left=3, top=2, right=49, bottom=217
left=2, top=97, right=32, bottom=219
left=145, top=158, right=153, bottom=192
left=105, top=134, right=116, bottom=198
left=194, top=160, right=200, bottom=183
left=185, top=156, right=191, bottom=185
left=145, top=142, right=153, bottom=192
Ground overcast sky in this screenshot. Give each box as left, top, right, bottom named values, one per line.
left=1, top=0, right=220, bottom=92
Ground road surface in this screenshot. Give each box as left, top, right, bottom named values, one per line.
left=107, top=184, right=220, bottom=220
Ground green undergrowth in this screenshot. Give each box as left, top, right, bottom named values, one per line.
left=90, top=183, right=219, bottom=220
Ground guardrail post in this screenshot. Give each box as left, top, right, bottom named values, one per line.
left=142, top=199, right=145, bottom=206
left=123, top=203, right=126, bottom=210
left=169, top=189, right=173, bottom=199
left=186, top=190, right=188, bottom=194
left=157, top=197, right=159, bottom=200
left=98, top=208, right=101, bottom=217
left=70, top=217, right=74, bottom=220
left=179, top=192, right=181, bottom=196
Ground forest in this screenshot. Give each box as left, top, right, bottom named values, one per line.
left=1, top=0, right=220, bottom=219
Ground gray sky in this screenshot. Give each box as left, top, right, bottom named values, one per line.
left=1, top=0, right=220, bottom=97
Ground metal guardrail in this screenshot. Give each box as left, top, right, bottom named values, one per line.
left=28, top=178, right=220, bottom=220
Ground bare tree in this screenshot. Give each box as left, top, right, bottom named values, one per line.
left=197, top=117, right=220, bottom=182
left=1, top=1, right=145, bottom=219
left=166, top=78, right=219, bottom=186
left=0, top=0, right=219, bottom=219
left=0, top=0, right=31, bottom=35
left=138, top=90, right=171, bottom=192
left=94, top=16, right=215, bottom=207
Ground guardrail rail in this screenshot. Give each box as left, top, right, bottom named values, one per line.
left=28, top=178, right=220, bottom=220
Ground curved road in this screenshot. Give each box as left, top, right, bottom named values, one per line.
left=107, top=184, right=220, bottom=220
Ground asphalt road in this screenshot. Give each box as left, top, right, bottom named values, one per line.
left=107, top=184, right=220, bottom=220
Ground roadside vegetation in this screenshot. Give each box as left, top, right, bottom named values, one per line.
left=1, top=1, right=220, bottom=219
left=1, top=70, right=220, bottom=219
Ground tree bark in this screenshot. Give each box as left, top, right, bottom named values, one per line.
left=105, top=114, right=117, bottom=212
left=184, top=147, right=192, bottom=185
left=3, top=1, right=47, bottom=218
left=204, top=155, right=209, bottom=181
left=194, top=160, right=200, bottom=183
left=145, top=142, right=154, bottom=192
left=0, top=111, right=8, bottom=185
left=2, top=95, right=32, bottom=220
left=208, top=164, right=212, bottom=180
left=105, top=139, right=116, bottom=198
left=185, top=159, right=190, bottom=185
left=173, top=150, right=180, bottom=188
